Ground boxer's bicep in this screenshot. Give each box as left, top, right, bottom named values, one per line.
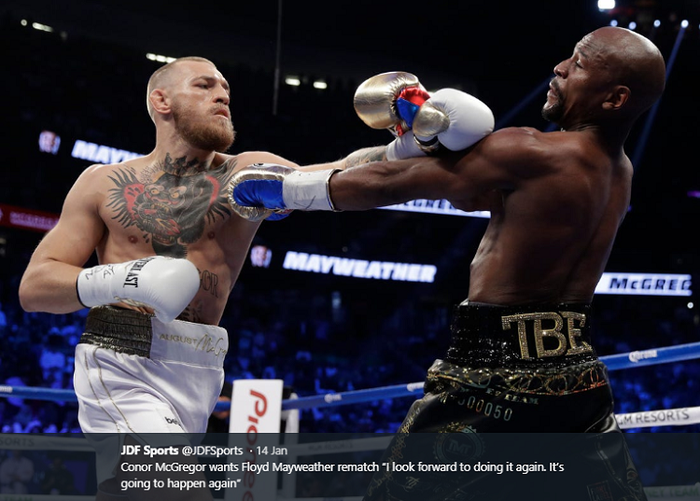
left=19, top=166, right=107, bottom=312
left=32, top=166, right=106, bottom=268
left=234, top=151, right=300, bottom=170
left=365, top=127, right=553, bottom=205
left=328, top=127, right=549, bottom=210
left=452, top=127, right=555, bottom=194
left=493, top=128, right=558, bottom=180
left=298, top=146, right=388, bottom=173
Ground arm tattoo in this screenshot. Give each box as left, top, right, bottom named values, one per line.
left=342, top=146, right=387, bottom=169
left=106, top=154, right=238, bottom=257
left=199, top=269, right=219, bottom=298
left=177, top=304, right=202, bottom=323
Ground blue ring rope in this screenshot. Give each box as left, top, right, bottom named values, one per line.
left=2, top=341, right=699, bottom=411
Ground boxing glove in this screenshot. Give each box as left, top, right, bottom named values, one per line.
left=355, top=73, right=494, bottom=160
left=387, top=88, right=495, bottom=160
left=354, top=71, right=431, bottom=137
left=228, top=163, right=339, bottom=219
left=412, top=88, right=495, bottom=152
left=76, top=256, right=200, bottom=323
left=226, top=173, right=292, bottom=223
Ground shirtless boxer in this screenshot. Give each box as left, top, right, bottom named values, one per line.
left=228, top=27, right=666, bottom=500
left=18, top=56, right=493, bottom=500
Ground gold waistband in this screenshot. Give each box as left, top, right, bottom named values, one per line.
left=427, top=358, right=609, bottom=397
left=79, top=306, right=153, bottom=357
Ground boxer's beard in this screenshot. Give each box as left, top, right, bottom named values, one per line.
left=541, top=80, right=564, bottom=123
left=172, top=104, right=236, bottom=152
left=541, top=101, right=564, bottom=122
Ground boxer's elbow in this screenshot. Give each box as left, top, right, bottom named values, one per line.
left=18, top=272, right=40, bottom=312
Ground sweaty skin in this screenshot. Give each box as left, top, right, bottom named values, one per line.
left=321, top=27, right=666, bottom=305
left=17, top=57, right=394, bottom=501
left=29, top=151, right=287, bottom=325
left=18, top=59, right=386, bottom=325
left=329, top=128, right=632, bottom=305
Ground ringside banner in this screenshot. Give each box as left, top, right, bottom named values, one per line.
left=0, top=203, right=60, bottom=233
left=2, top=202, right=693, bottom=296
left=227, top=379, right=284, bottom=501
left=595, top=272, right=692, bottom=296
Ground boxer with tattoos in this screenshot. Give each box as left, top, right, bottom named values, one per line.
left=19, top=57, right=492, bottom=500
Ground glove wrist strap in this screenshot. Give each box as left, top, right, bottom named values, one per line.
left=414, top=135, right=441, bottom=154
left=283, top=169, right=341, bottom=211
left=386, top=132, right=427, bottom=161
left=76, top=265, right=119, bottom=308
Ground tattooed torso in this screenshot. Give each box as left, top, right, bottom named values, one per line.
left=94, top=153, right=262, bottom=325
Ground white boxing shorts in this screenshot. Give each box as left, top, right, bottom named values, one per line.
left=73, top=306, right=228, bottom=492
left=74, top=305, right=228, bottom=433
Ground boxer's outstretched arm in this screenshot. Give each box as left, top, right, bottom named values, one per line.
left=329, top=128, right=539, bottom=210
left=329, top=153, right=470, bottom=210
left=228, top=128, right=546, bottom=217
left=19, top=166, right=107, bottom=313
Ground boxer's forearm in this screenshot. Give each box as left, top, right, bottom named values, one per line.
left=328, top=158, right=431, bottom=211
left=228, top=155, right=457, bottom=215
left=19, top=259, right=84, bottom=313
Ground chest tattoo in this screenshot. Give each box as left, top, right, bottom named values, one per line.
left=107, top=155, right=237, bottom=257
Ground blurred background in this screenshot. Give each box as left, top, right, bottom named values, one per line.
left=0, top=0, right=699, bottom=446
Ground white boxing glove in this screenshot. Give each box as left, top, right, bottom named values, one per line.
left=387, top=89, right=494, bottom=160
left=76, top=256, right=200, bottom=323
left=386, top=131, right=425, bottom=161
left=413, top=88, right=495, bottom=152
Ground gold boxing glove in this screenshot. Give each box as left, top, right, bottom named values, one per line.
left=353, top=71, right=429, bottom=137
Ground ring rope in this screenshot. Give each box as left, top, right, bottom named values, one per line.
left=282, top=341, right=700, bottom=410
left=1, top=341, right=699, bottom=412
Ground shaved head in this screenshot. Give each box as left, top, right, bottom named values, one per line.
left=146, top=56, right=215, bottom=122
left=586, top=27, right=666, bottom=116
left=542, top=26, right=666, bottom=129
left=145, top=56, right=235, bottom=151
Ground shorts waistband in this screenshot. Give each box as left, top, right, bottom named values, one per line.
left=446, top=301, right=597, bottom=369
left=426, top=358, right=609, bottom=397
left=79, top=306, right=228, bottom=368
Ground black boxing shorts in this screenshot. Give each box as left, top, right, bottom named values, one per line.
left=363, top=301, right=647, bottom=501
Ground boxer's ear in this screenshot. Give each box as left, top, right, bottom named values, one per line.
left=602, top=85, right=630, bottom=111
left=149, top=89, right=172, bottom=117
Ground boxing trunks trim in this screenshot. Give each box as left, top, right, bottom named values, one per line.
left=75, top=306, right=228, bottom=493
left=426, top=358, right=608, bottom=400
left=446, top=300, right=597, bottom=370
left=363, top=302, right=646, bottom=501
left=79, top=305, right=227, bottom=368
